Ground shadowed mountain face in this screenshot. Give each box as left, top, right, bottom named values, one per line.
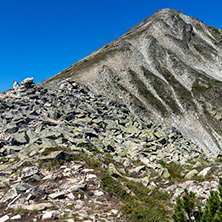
left=44, top=9, right=222, bottom=154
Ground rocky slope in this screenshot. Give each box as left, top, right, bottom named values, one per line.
left=44, top=8, right=222, bottom=155
left=0, top=78, right=222, bottom=221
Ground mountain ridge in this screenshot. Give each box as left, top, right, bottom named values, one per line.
left=43, top=9, right=222, bottom=154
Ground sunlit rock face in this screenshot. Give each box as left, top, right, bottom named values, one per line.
left=44, top=9, right=222, bottom=154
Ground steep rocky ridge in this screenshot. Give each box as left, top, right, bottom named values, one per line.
left=44, top=9, right=222, bottom=154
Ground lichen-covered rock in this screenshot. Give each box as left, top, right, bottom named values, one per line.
left=21, top=166, right=39, bottom=178
left=185, top=169, right=198, bottom=179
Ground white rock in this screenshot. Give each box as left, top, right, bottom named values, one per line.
left=82, top=169, right=94, bottom=173
left=192, top=161, right=202, bottom=168
left=0, top=215, right=10, bottom=222
left=42, top=211, right=56, bottom=221
left=197, top=167, right=211, bottom=177
left=185, top=169, right=198, bottom=179
left=93, top=190, right=104, bottom=196
left=63, top=168, right=71, bottom=173
left=10, top=214, right=21, bottom=220
left=67, top=192, right=75, bottom=200
left=23, top=203, right=53, bottom=211
left=42, top=174, right=55, bottom=180
left=21, top=77, right=33, bottom=85
left=49, top=191, right=65, bottom=199
left=108, top=209, right=118, bottom=215
left=87, top=174, right=97, bottom=180
left=78, top=209, right=88, bottom=218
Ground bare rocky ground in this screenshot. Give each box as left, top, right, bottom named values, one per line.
left=0, top=78, right=222, bottom=221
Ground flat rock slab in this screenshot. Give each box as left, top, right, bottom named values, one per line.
left=0, top=215, right=10, bottom=222
left=49, top=191, right=66, bottom=199
left=23, top=203, right=53, bottom=211
left=198, top=167, right=211, bottom=177
left=21, top=166, right=39, bottom=178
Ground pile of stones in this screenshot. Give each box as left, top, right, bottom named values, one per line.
left=0, top=78, right=202, bottom=165
left=0, top=77, right=220, bottom=221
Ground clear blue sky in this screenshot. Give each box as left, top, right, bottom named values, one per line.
left=1, top=0, right=222, bottom=92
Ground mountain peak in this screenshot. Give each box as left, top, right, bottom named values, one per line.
left=43, top=10, right=222, bottom=154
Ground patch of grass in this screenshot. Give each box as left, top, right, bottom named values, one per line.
left=157, top=65, right=196, bottom=111
left=159, top=161, right=184, bottom=183
left=101, top=173, right=171, bottom=221
left=128, top=69, right=168, bottom=116
left=10, top=208, right=39, bottom=215
left=142, top=67, right=181, bottom=115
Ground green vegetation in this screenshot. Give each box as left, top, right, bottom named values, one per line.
left=173, top=178, right=222, bottom=221
left=128, top=69, right=168, bottom=116
left=142, top=67, right=181, bottom=114
left=101, top=173, right=171, bottom=222
left=35, top=146, right=172, bottom=221
left=159, top=160, right=184, bottom=183
left=156, top=65, right=196, bottom=111
left=208, top=26, right=222, bottom=43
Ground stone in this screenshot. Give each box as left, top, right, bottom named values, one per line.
left=15, top=183, right=33, bottom=192
left=198, top=167, right=211, bottom=177
left=2, top=187, right=18, bottom=202
left=25, top=174, right=41, bottom=182
left=42, top=211, right=57, bottom=221
left=42, top=174, right=56, bottom=180
left=49, top=191, right=66, bottom=199
left=160, top=168, right=171, bottom=179
left=10, top=214, right=21, bottom=220
left=108, top=163, right=122, bottom=177
left=21, top=166, right=39, bottom=178
left=23, top=203, right=53, bottom=211
left=12, top=132, right=29, bottom=145
left=127, top=176, right=150, bottom=187
left=75, top=200, right=84, bottom=209
left=21, top=77, right=34, bottom=86
left=107, top=209, right=118, bottom=215
left=67, top=192, right=75, bottom=200
left=192, top=161, right=202, bottom=169
left=86, top=174, right=97, bottom=180
left=78, top=209, right=88, bottom=218
left=93, top=190, right=104, bottom=196
left=12, top=81, right=20, bottom=91
left=0, top=215, right=10, bottom=222
left=185, top=170, right=198, bottom=179
left=71, top=184, right=87, bottom=192
left=5, top=122, right=18, bottom=133
left=128, top=165, right=146, bottom=175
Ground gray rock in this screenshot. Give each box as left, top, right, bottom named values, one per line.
left=160, top=168, right=171, bottom=179
left=21, top=77, right=34, bottom=86
left=21, top=166, right=39, bottom=178
left=12, top=132, right=29, bottom=145
left=42, top=211, right=57, bottom=221
left=2, top=187, right=18, bottom=202
left=197, top=167, right=211, bottom=177
left=192, top=161, right=202, bottom=169
left=15, top=183, right=33, bottom=192
left=49, top=191, right=66, bottom=199
left=185, top=170, right=198, bottom=179
left=71, top=184, right=87, bottom=192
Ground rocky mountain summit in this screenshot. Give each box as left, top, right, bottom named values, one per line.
left=44, top=8, right=222, bottom=155
left=1, top=8, right=222, bottom=222
left=0, top=77, right=222, bottom=221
